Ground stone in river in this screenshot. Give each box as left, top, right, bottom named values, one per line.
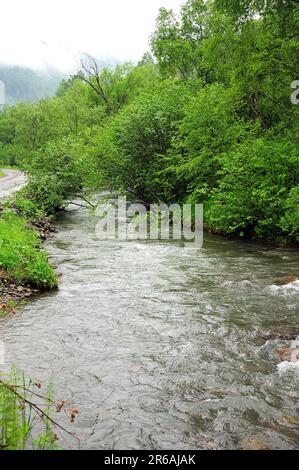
left=273, top=276, right=298, bottom=286
left=277, top=347, right=299, bottom=363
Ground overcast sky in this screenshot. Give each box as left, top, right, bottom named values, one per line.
left=0, top=0, right=183, bottom=72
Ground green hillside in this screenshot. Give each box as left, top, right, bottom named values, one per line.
left=0, top=65, right=63, bottom=104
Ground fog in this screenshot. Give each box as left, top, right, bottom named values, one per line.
left=0, top=0, right=182, bottom=72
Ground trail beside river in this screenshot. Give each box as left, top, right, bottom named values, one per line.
left=0, top=168, right=26, bottom=198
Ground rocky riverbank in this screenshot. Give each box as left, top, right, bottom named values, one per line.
left=0, top=272, right=39, bottom=315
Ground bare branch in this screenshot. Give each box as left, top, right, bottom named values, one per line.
left=78, top=54, right=113, bottom=114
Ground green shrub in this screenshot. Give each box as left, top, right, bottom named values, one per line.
left=280, top=186, right=299, bottom=242
left=204, top=129, right=299, bottom=242
left=20, top=139, right=83, bottom=215
left=13, top=195, right=46, bottom=222
left=93, top=80, right=191, bottom=203
left=172, top=84, right=252, bottom=199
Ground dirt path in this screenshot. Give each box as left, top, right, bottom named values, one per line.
left=0, top=169, right=26, bottom=198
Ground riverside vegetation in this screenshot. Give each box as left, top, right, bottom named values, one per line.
left=0, top=367, right=79, bottom=450
left=1, top=0, right=298, bottom=305
left=0, top=0, right=298, bottom=449
left=0, top=1, right=298, bottom=248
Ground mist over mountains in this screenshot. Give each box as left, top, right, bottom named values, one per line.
left=0, top=64, right=64, bottom=104
left=0, top=58, right=119, bottom=104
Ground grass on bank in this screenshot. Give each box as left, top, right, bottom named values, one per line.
left=0, top=368, right=58, bottom=450
left=0, top=210, right=58, bottom=289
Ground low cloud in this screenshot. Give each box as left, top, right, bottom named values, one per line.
left=0, top=0, right=182, bottom=72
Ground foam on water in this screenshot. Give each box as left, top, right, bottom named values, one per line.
left=277, top=360, right=299, bottom=373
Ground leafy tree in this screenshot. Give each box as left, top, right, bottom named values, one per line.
left=1, top=0, right=298, bottom=244
left=21, top=139, right=83, bottom=214
left=151, top=1, right=210, bottom=80
left=205, top=124, right=299, bottom=241
left=92, top=80, right=191, bottom=202
left=138, top=52, right=155, bottom=66
left=171, top=84, right=253, bottom=201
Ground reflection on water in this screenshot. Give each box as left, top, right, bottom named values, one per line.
left=0, top=206, right=299, bottom=449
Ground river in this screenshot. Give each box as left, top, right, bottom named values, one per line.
left=0, top=204, right=298, bottom=450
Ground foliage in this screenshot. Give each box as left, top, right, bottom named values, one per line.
left=0, top=210, right=58, bottom=288
left=20, top=139, right=83, bottom=215
left=204, top=125, right=299, bottom=241
left=280, top=186, right=299, bottom=241
left=171, top=84, right=253, bottom=198
left=91, top=80, right=191, bottom=202
left=0, top=0, right=298, bottom=243
left=149, top=0, right=299, bottom=243
left=0, top=368, right=55, bottom=450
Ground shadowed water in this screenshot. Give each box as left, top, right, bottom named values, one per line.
left=1, top=206, right=299, bottom=449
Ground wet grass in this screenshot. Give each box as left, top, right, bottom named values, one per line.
left=0, top=210, right=58, bottom=289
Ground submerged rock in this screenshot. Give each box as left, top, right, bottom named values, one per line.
left=277, top=347, right=299, bottom=363
left=242, top=438, right=270, bottom=450
left=262, top=328, right=297, bottom=342
left=273, top=276, right=298, bottom=286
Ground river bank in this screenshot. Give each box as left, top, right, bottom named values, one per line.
left=0, top=169, right=58, bottom=314
left=0, top=206, right=58, bottom=314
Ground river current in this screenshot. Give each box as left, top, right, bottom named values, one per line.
left=1, top=204, right=298, bottom=449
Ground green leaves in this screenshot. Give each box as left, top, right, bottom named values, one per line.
left=280, top=186, right=299, bottom=241
left=1, top=0, right=298, bottom=245
left=92, top=80, right=191, bottom=203
left=204, top=127, right=299, bottom=241
left=151, top=1, right=210, bottom=80
left=0, top=211, right=58, bottom=288
left=19, top=138, right=84, bottom=215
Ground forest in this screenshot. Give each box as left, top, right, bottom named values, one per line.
left=0, top=65, right=62, bottom=104
left=0, top=0, right=298, bottom=245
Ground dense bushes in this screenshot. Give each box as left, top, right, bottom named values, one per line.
left=204, top=125, right=299, bottom=241
left=20, top=139, right=83, bottom=215
left=171, top=84, right=253, bottom=200
left=281, top=186, right=299, bottom=242
left=92, top=80, right=192, bottom=203
left=91, top=77, right=299, bottom=243
left=0, top=0, right=298, bottom=244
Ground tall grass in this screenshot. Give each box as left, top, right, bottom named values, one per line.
left=0, top=210, right=58, bottom=289
left=0, top=368, right=58, bottom=450
left=0, top=368, right=79, bottom=450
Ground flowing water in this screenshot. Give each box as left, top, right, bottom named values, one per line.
left=1, top=205, right=299, bottom=450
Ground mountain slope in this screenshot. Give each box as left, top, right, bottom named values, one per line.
left=0, top=65, right=63, bottom=104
